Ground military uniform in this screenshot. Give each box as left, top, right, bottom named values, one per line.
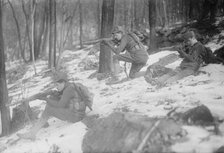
left=17, top=72, right=91, bottom=140
left=43, top=82, right=87, bottom=123
left=179, top=41, right=205, bottom=71
left=112, top=33, right=148, bottom=78
left=157, top=41, right=206, bottom=85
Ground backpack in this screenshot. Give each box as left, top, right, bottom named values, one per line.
left=73, top=83, right=94, bottom=111
left=128, top=32, right=145, bottom=49
left=203, top=47, right=223, bottom=64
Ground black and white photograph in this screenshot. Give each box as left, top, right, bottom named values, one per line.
left=0, top=0, right=224, bottom=152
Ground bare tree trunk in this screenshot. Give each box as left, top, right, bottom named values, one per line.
left=97, top=0, right=101, bottom=37
left=178, top=0, right=182, bottom=22
left=48, top=0, right=53, bottom=68
left=185, top=0, right=190, bottom=22
left=0, top=0, right=10, bottom=136
left=78, top=0, right=83, bottom=49
left=126, top=0, right=132, bottom=30
left=133, top=0, right=138, bottom=29
left=121, top=0, right=132, bottom=30
left=162, top=0, right=168, bottom=28
left=56, top=3, right=65, bottom=69
left=124, top=0, right=128, bottom=28
left=53, top=0, right=56, bottom=68
left=7, top=0, right=28, bottom=62
left=182, top=0, right=187, bottom=23
left=173, top=0, right=178, bottom=23
left=130, top=0, right=134, bottom=30
left=21, top=0, right=32, bottom=61
left=41, top=0, right=49, bottom=57
left=156, top=0, right=162, bottom=27
left=98, top=0, right=115, bottom=73
left=56, top=2, right=79, bottom=70
left=31, top=0, right=37, bottom=74
left=34, top=2, right=45, bottom=59
left=148, top=0, right=157, bottom=51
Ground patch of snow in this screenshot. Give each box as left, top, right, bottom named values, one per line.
left=2, top=44, right=224, bottom=153
left=3, top=122, right=87, bottom=153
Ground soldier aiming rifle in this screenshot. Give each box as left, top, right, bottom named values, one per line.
left=101, top=26, right=149, bottom=84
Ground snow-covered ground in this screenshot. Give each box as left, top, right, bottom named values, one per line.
left=1, top=42, right=224, bottom=153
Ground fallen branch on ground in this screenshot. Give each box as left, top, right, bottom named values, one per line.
left=132, top=120, right=161, bottom=153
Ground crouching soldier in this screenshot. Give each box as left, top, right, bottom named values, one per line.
left=102, top=26, right=149, bottom=84
left=17, top=71, right=93, bottom=140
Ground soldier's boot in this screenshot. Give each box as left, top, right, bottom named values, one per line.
left=144, top=68, right=158, bottom=86
left=106, top=75, right=120, bottom=85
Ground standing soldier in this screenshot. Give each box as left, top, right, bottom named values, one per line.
left=102, top=26, right=148, bottom=84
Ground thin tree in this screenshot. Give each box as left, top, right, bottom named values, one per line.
left=34, top=1, right=46, bottom=59
left=0, top=0, right=10, bottom=136
left=78, top=0, right=83, bottom=49
left=97, top=0, right=101, bottom=37
left=148, top=0, right=157, bottom=51
left=98, top=0, right=115, bottom=73
left=7, top=0, right=28, bottom=62
left=53, top=0, right=57, bottom=67
left=56, top=2, right=79, bottom=70
left=162, top=0, right=168, bottom=27
left=48, top=0, right=53, bottom=68
left=40, top=0, right=49, bottom=57
left=133, top=0, right=140, bottom=30
left=31, top=0, right=37, bottom=74
left=21, top=0, right=32, bottom=60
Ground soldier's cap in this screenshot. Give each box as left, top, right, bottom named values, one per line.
left=53, top=71, right=68, bottom=83
left=183, top=31, right=195, bottom=40
left=112, top=26, right=124, bottom=34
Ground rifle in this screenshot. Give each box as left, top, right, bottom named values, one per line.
left=159, top=44, right=196, bottom=63
left=7, top=88, right=58, bottom=107
left=101, top=39, right=120, bottom=55
left=158, top=46, right=180, bottom=51
left=82, top=37, right=113, bottom=45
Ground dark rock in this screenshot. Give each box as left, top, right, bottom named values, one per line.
left=144, top=64, right=173, bottom=85
left=182, top=105, right=214, bottom=126
left=11, top=103, right=38, bottom=132
left=213, top=46, right=224, bottom=64
left=96, top=72, right=111, bottom=81
left=214, top=146, right=224, bottom=153
left=82, top=112, right=183, bottom=153
left=144, top=53, right=179, bottom=84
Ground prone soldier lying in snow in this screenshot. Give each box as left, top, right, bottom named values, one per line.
left=145, top=31, right=208, bottom=88
left=17, top=71, right=93, bottom=140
